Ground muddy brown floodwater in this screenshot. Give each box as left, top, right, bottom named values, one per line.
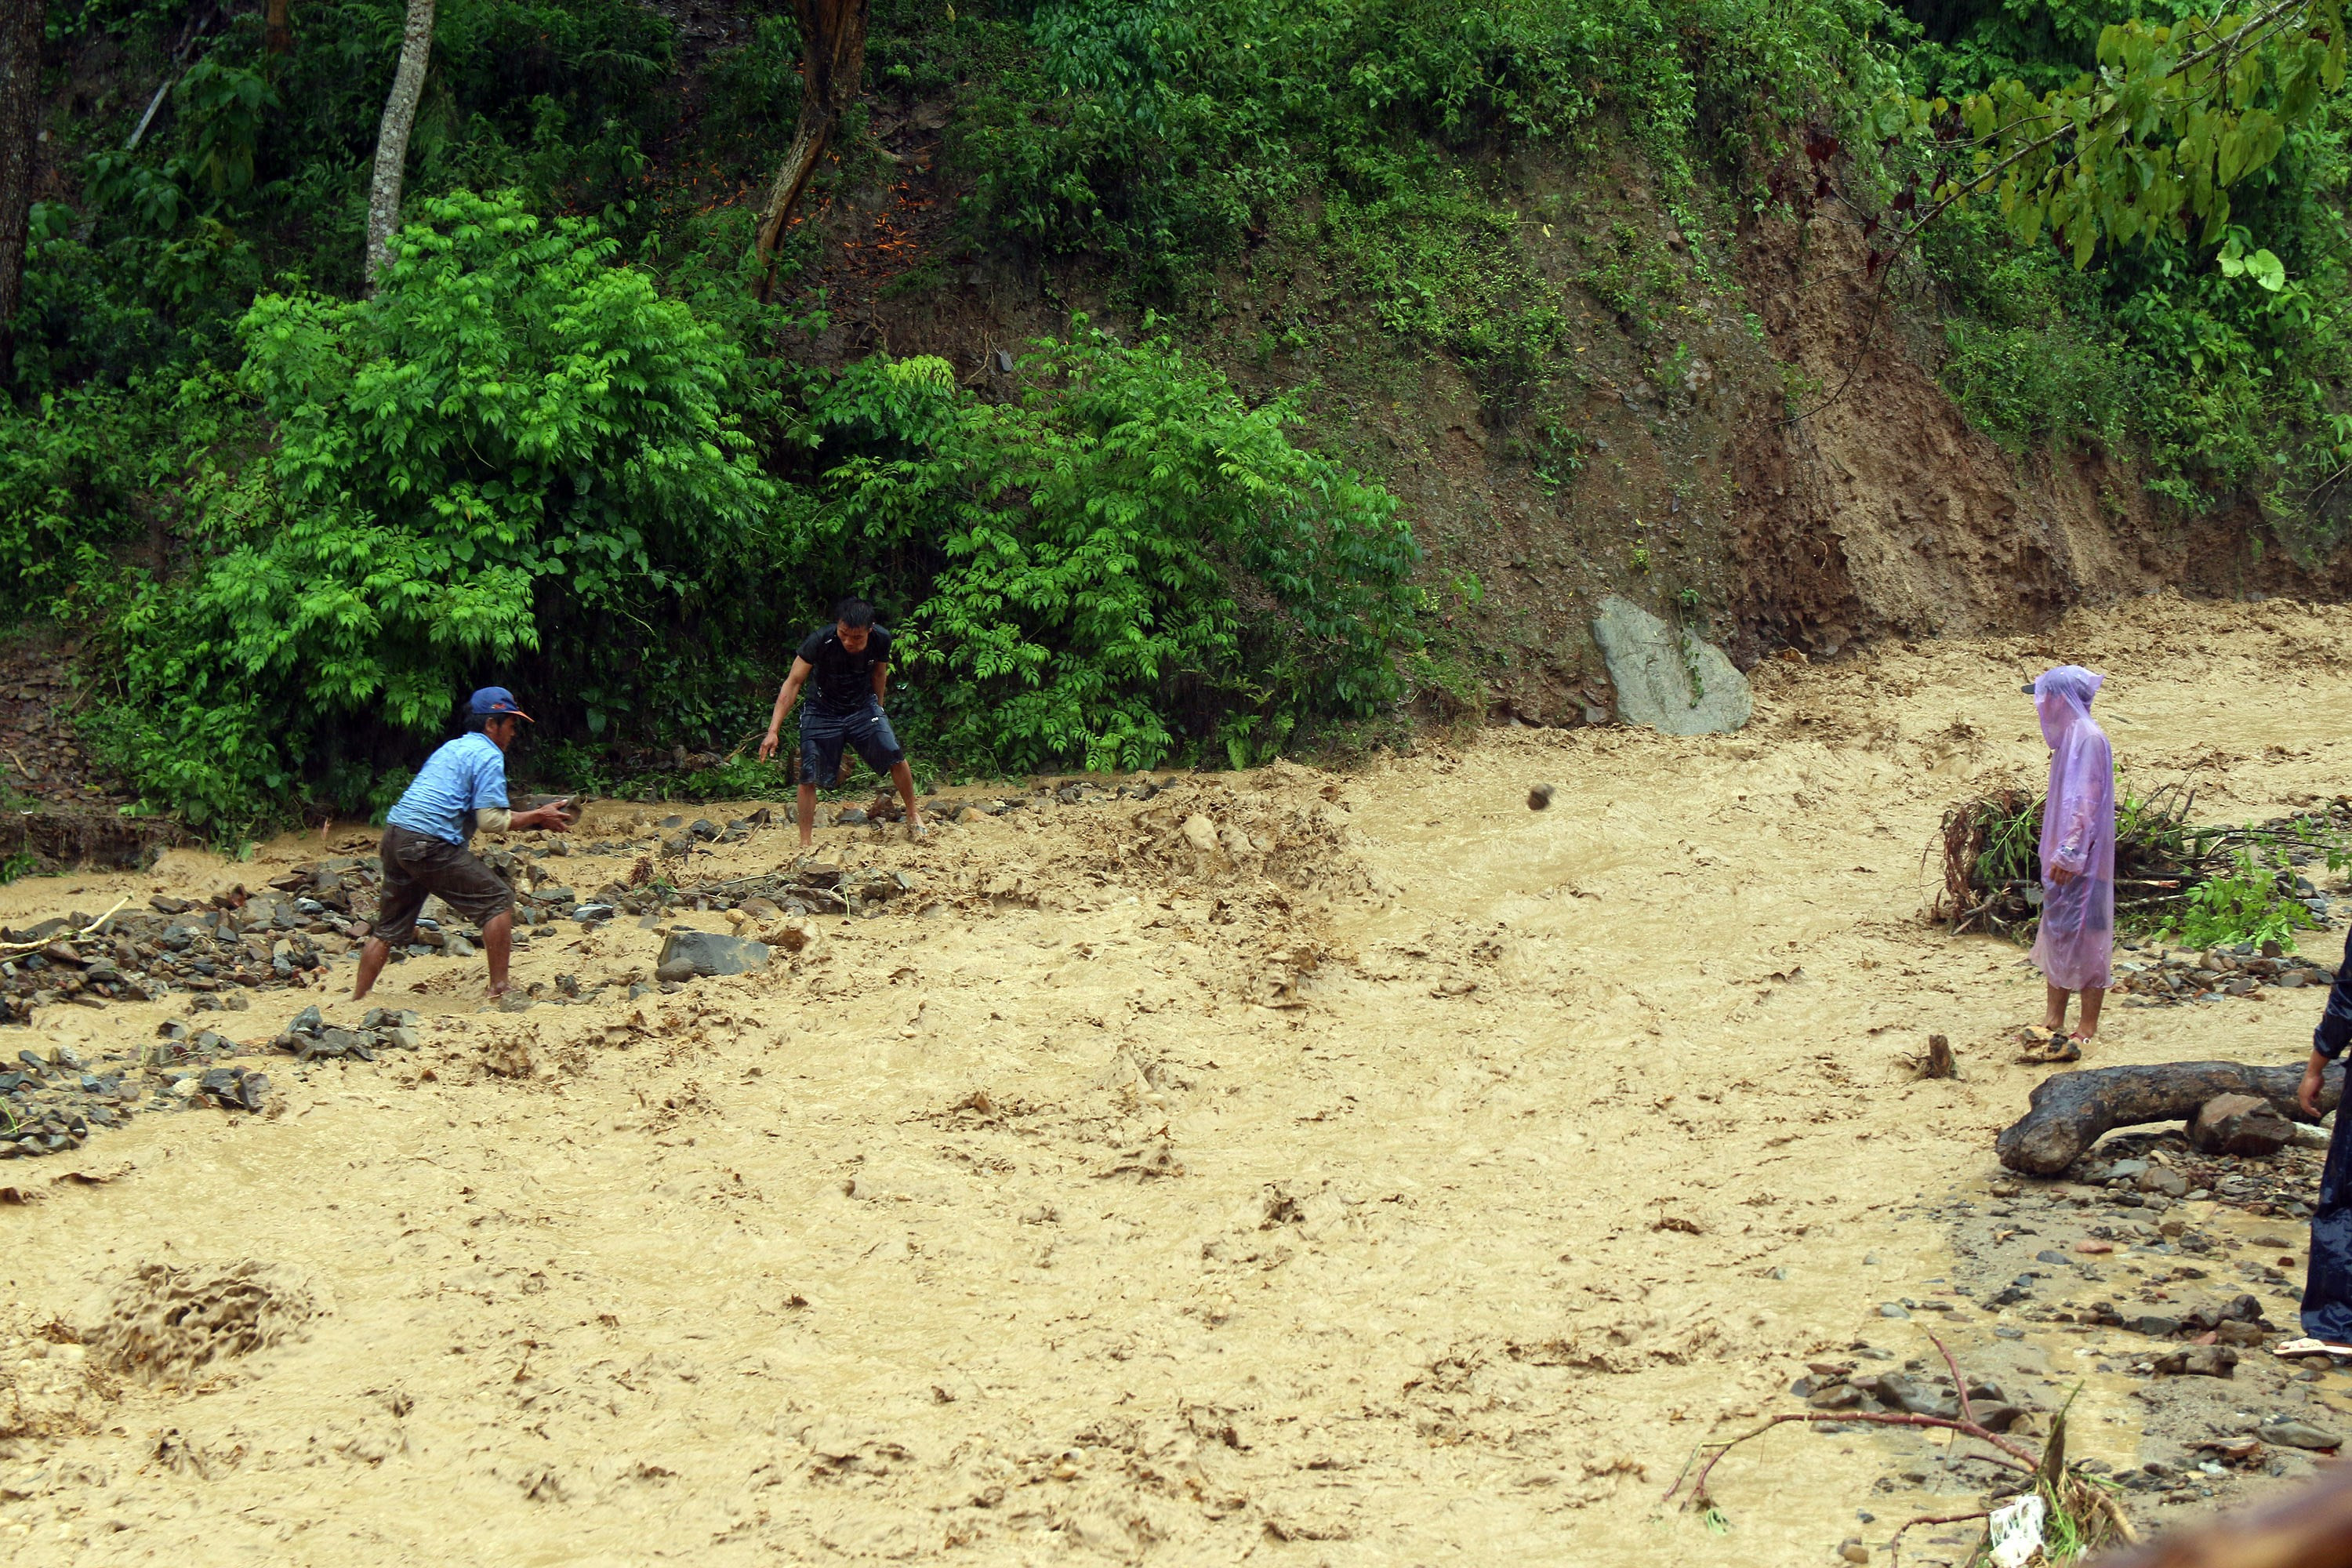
left=7, top=592, right=2352, bottom=1565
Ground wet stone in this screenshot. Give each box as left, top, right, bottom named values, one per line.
left=2258, top=1420, right=2343, bottom=1450
left=2154, top=1345, right=2238, bottom=1378
left=2188, top=1094, right=2293, bottom=1158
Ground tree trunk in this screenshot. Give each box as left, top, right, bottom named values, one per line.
left=266, top=0, right=294, bottom=57
left=365, top=0, right=436, bottom=296
left=1995, top=1058, right=2345, bottom=1176
left=751, top=0, right=868, bottom=301
left=0, top=0, right=47, bottom=353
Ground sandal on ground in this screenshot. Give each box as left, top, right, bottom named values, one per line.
left=2274, top=1338, right=2352, bottom=1358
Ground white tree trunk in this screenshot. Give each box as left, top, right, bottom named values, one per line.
left=365, top=0, right=436, bottom=296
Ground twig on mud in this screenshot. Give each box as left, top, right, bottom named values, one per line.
left=1926, top=1331, right=1975, bottom=1430
left=0, top=897, right=129, bottom=959
left=1888, top=1508, right=1989, bottom=1567
left=1661, top=1410, right=2036, bottom=1512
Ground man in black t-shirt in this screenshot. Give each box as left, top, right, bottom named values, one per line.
left=758, top=597, right=925, bottom=850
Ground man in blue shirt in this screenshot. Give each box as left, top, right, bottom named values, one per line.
left=354, top=688, right=572, bottom=1003
left=757, top=597, right=924, bottom=853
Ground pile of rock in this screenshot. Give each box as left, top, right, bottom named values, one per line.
left=270, top=1005, right=422, bottom=1062
left=0, top=878, right=358, bottom=1024
left=682, top=863, right=921, bottom=921
left=1797, top=1360, right=2029, bottom=1432
left=2072, top=1291, right=2271, bottom=1346
left=0, top=1025, right=267, bottom=1159
left=2114, top=942, right=2336, bottom=1008
left=2075, top=1134, right=2328, bottom=1222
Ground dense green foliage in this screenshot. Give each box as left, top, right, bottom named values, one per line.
left=2, top=0, right=2349, bottom=829
left=1897, top=0, right=2352, bottom=533
left=792, top=326, right=1417, bottom=774
left=92, top=191, right=778, bottom=826
left=958, top=0, right=1891, bottom=290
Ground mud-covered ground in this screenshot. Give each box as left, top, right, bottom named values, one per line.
left=5, top=592, right=2352, bottom=1566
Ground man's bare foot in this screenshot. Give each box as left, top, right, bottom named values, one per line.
left=906, top=817, right=927, bottom=840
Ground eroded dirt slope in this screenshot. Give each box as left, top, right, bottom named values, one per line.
left=4, top=594, right=2352, bottom=1563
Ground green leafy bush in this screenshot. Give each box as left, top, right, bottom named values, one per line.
left=794, top=322, right=1421, bottom=774
left=2161, top=844, right=2318, bottom=953
left=90, top=191, right=776, bottom=828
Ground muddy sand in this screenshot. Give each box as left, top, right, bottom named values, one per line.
left=6, top=591, right=2352, bottom=1565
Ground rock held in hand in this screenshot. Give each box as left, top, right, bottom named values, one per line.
left=1527, top=783, right=1556, bottom=811
left=2187, top=1093, right=2292, bottom=1157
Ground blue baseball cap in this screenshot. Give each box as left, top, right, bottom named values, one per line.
left=467, top=686, right=534, bottom=722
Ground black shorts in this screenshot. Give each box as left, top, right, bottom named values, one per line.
left=373, top=826, right=514, bottom=945
left=800, top=703, right=906, bottom=784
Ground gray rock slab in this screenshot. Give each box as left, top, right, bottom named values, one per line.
left=1591, top=596, right=1751, bottom=735
left=657, top=929, right=771, bottom=981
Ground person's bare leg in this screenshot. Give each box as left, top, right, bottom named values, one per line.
left=352, top=935, right=392, bottom=1001
left=797, top=781, right=818, bottom=854
left=892, top=759, right=924, bottom=836
left=2042, top=982, right=2071, bottom=1033
left=483, top=909, right=515, bottom=999
left=2074, top=986, right=2105, bottom=1040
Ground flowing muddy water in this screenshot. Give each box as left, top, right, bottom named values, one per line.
left=5, top=591, right=2352, bottom=1565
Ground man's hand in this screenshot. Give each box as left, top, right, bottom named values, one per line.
left=2048, top=864, right=2078, bottom=887
left=758, top=730, right=781, bottom=762
left=516, top=799, right=574, bottom=833
left=2300, top=1051, right=2330, bottom=1118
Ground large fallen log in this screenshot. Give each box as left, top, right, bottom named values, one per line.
left=1996, top=1060, right=2345, bottom=1176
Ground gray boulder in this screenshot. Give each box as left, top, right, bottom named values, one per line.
left=2188, top=1093, right=2292, bottom=1157
left=656, top=929, right=771, bottom=983
left=1591, top=595, right=1752, bottom=735
left=2258, top=1419, right=2343, bottom=1450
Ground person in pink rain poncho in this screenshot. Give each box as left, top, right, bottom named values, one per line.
left=2025, top=666, right=2114, bottom=1062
